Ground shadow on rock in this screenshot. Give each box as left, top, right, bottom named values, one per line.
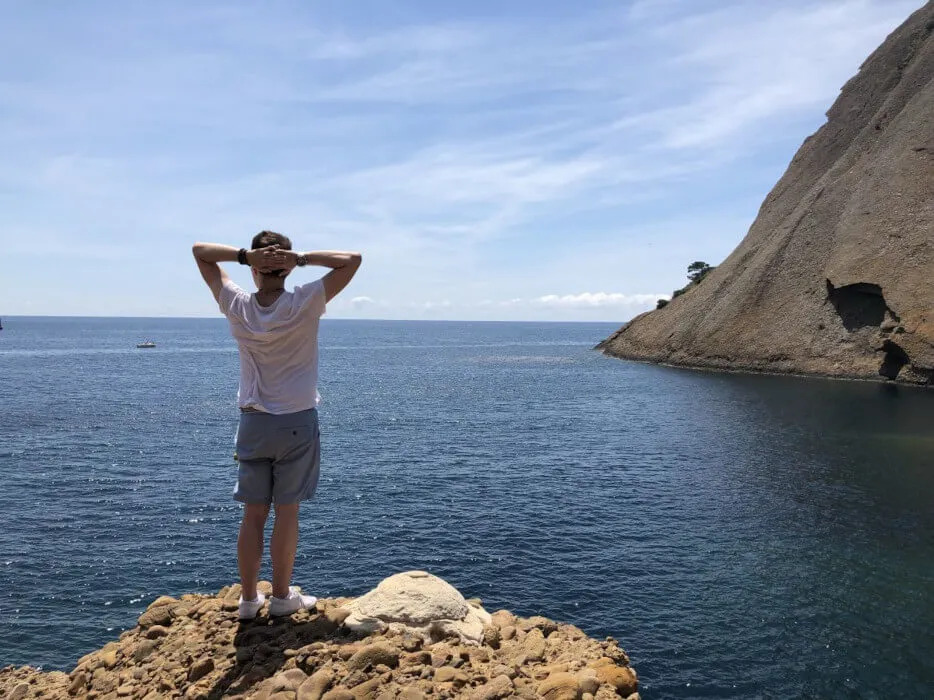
left=207, top=609, right=358, bottom=699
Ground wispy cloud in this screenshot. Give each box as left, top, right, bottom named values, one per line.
left=0, top=0, right=922, bottom=318
left=613, top=0, right=921, bottom=153
left=329, top=291, right=667, bottom=321
left=534, top=292, right=666, bottom=308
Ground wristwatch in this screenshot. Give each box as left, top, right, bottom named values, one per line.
left=296, top=254, right=308, bottom=267
left=237, top=248, right=249, bottom=265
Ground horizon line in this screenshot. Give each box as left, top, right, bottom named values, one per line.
left=0, top=314, right=626, bottom=324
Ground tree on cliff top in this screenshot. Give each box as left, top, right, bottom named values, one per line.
left=687, top=261, right=714, bottom=283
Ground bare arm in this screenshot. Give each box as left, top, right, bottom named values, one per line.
left=280, top=250, right=363, bottom=302
left=191, top=242, right=284, bottom=302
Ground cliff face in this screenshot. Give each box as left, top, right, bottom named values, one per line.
left=599, top=2, right=934, bottom=384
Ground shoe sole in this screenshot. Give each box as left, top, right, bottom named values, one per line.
left=269, top=598, right=318, bottom=617
left=238, top=603, right=265, bottom=621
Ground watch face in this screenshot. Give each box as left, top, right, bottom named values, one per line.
left=297, top=254, right=307, bottom=267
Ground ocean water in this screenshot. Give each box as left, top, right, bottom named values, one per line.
left=1, top=317, right=933, bottom=699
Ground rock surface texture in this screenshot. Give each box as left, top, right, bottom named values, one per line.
left=598, top=1, right=934, bottom=384
left=0, top=573, right=639, bottom=700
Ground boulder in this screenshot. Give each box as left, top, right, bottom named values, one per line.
left=592, top=659, right=638, bottom=696
left=297, top=669, right=333, bottom=700
left=341, top=571, right=492, bottom=645
left=346, top=643, right=401, bottom=671
left=138, top=596, right=178, bottom=628
left=539, top=672, right=582, bottom=700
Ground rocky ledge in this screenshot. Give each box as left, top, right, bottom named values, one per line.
left=0, top=572, right=639, bottom=700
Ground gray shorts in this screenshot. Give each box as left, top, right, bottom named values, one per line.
left=234, top=408, right=321, bottom=505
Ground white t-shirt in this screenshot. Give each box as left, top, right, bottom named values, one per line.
left=218, top=279, right=327, bottom=414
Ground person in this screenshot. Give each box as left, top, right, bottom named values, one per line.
left=192, top=231, right=362, bottom=619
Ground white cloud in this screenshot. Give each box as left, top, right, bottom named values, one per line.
left=534, top=292, right=667, bottom=308
left=328, top=293, right=665, bottom=321
left=0, top=0, right=922, bottom=318
left=612, top=0, right=923, bottom=153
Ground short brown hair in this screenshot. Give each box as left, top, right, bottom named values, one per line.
left=251, top=230, right=292, bottom=250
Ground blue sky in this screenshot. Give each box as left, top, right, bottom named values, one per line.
left=0, top=0, right=923, bottom=320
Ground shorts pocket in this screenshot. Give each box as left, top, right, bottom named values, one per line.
left=276, top=423, right=317, bottom=460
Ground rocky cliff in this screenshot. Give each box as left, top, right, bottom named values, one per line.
left=0, top=572, right=639, bottom=700
left=599, top=1, right=934, bottom=384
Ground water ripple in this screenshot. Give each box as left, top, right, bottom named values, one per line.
left=0, top=319, right=932, bottom=699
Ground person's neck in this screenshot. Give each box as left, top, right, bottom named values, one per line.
left=255, top=285, right=285, bottom=307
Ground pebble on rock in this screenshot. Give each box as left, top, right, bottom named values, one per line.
left=346, top=643, right=401, bottom=671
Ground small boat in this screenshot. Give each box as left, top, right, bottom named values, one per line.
left=136, top=341, right=156, bottom=349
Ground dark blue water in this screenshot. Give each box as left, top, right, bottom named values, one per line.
left=1, top=317, right=933, bottom=698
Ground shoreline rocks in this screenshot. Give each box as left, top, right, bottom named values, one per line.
left=0, top=572, right=639, bottom=700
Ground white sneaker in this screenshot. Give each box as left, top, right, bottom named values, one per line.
left=238, top=592, right=266, bottom=620
left=268, top=586, right=318, bottom=617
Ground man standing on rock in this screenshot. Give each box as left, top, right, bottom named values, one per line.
left=192, top=231, right=362, bottom=620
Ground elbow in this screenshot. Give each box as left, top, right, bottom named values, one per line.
left=350, top=252, right=363, bottom=266
left=192, top=243, right=206, bottom=259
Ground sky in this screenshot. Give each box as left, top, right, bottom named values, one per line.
left=0, top=0, right=925, bottom=321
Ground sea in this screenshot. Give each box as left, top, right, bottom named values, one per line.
left=0, top=317, right=932, bottom=699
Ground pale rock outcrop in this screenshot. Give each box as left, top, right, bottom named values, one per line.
left=341, top=571, right=493, bottom=645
